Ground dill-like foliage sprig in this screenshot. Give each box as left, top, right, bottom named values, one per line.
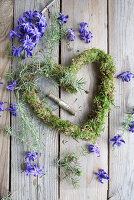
left=0, top=193, right=14, bottom=200
left=6, top=102, right=42, bottom=151
left=43, top=13, right=69, bottom=56
left=56, top=152, right=82, bottom=188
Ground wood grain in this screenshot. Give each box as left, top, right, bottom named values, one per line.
left=60, top=0, right=108, bottom=199
left=0, top=0, right=13, bottom=197
left=108, top=0, right=134, bottom=199
left=11, top=0, right=59, bottom=199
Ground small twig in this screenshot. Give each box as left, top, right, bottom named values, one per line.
left=46, top=92, right=76, bottom=115
left=42, top=0, right=57, bottom=15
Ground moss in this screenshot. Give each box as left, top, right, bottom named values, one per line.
left=23, top=48, right=115, bottom=141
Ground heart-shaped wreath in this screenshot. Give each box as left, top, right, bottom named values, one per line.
left=21, top=48, right=115, bottom=141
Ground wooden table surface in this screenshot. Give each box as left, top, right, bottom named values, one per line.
left=0, top=0, right=134, bottom=199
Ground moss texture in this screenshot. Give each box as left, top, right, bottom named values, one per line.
left=23, top=48, right=115, bottom=141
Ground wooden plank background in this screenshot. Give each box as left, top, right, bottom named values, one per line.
left=0, top=0, right=134, bottom=199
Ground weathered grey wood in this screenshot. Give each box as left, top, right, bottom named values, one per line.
left=0, top=0, right=13, bottom=197
left=37, top=1, right=60, bottom=200
left=11, top=0, right=59, bottom=199
left=60, top=0, right=108, bottom=199
left=108, top=0, right=134, bottom=199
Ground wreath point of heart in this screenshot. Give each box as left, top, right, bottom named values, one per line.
left=23, top=48, right=115, bottom=141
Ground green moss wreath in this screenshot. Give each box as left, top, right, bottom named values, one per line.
left=22, top=48, right=115, bottom=141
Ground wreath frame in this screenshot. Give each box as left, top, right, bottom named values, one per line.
left=22, top=48, right=115, bottom=141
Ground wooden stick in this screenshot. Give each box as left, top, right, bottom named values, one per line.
left=47, top=92, right=76, bottom=115
left=42, top=0, right=57, bottom=15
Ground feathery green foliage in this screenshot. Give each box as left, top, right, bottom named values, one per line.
left=56, top=152, right=82, bottom=188
left=43, top=13, right=69, bottom=55
left=6, top=102, right=42, bottom=151
left=0, top=193, right=14, bottom=200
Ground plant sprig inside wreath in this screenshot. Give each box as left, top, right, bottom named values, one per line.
left=6, top=9, right=115, bottom=142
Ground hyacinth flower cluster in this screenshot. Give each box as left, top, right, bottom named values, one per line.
left=10, top=10, right=47, bottom=57
left=117, top=71, right=134, bottom=82
left=79, top=22, right=93, bottom=43
left=25, top=152, right=45, bottom=176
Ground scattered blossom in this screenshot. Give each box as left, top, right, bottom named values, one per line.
left=0, top=101, right=7, bottom=112
left=9, top=10, right=47, bottom=57
left=6, top=81, right=17, bottom=91
left=57, top=12, right=69, bottom=24
left=96, top=169, right=109, bottom=184
left=117, top=71, right=134, bottom=82
left=24, top=152, right=45, bottom=177
left=67, top=29, right=76, bottom=41
left=128, top=121, right=134, bottom=133
left=6, top=104, right=18, bottom=116
left=25, top=152, right=38, bottom=162
left=88, top=144, right=100, bottom=157
left=79, top=22, right=93, bottom=43
left=25, top=162, right=45, bottom=176
left=109, top=134, right=125, bottom=147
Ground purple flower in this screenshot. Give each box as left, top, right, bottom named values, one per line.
left=6, top=104, right=18, bottom=116
left=128, top=121, right=134, bottom=133
left=67, top=29, right=76, bottom=41
left=36, top=13, right=47, bottom=28
left=25, top=162, right=45, bottom=177
left=0, top=82, right=3, bottom=84
left=117, top=71, right=134, bottom=82
left=0, top=101, right=7, bottom=112
left=25, top=152, right=38, bottom=162
left=109, top=134, right=125, bottom=147
left=11, top=46, right=24, bottom=57
left=79, top=22, right=93, bottom=43
left=57, top=12, right=69, bottom=24
left=6, top=81, right=17, bottom=91
left=10, top=10, right=47, bottom=58
left=0, top=101, right=7, bottom=117
left=88, top=144, right=100, bottom=157
left=96, top=169, right=109, bottom=184
left=23, top=10, right=36, bottom=22
left=25, top=162, right=35, bottom=176
left=20, top=35, right=35, bottom=51
left=9, top=30, right=22, bottom=39
left=84, top=31, right=93, bottom=43
left=79, top=22, right=88, bottom=35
